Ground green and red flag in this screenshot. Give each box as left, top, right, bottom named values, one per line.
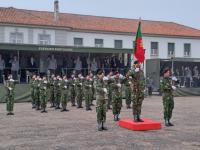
left=134, top=21, right=145, bottom=63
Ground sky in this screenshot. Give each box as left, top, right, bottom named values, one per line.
left=0, top=0, right=200, bottom=29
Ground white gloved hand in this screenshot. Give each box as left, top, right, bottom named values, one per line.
left=135, top=68, right=140, bottom=72
left=8, top=87, right=12, bottom=91
left=43, top=87, right=47, bottom=90
left=58, top=83, right=61, bottom=86
left=64, top=86, right=67, bottom=89
left=89, top=85, right=92, bottom=88
left=117, top=83, right=121, bottom=88
left=103, top=88, right=108, bottom=94
left=128, top=81, right=132, bottom=84
left=172, top=86, right=176, bottom=90
left=79, top=83, right=82, bottom=86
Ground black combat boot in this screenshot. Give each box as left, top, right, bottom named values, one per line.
left=41, top=108, right=47, bottom=113
left=10, top=112, right=14, bottom=115
left=61, top=109, right=69, bottom=112
left=168, top=119, right=174, bottom=126
left=165, top=120, right=170, bottom=127
left=137, top=115, right=144, bottom=122
left=114, top=115, right=118, bottom=121
left=133, top=115, right=139, bottom=122
left=98, top=122, right=103, bottom=131
left=117, top=114, right=120, bottom=121
left=102, top=122, right=108, bottom=130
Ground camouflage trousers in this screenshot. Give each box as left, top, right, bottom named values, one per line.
left=40, top=91, right=47, bottom=110
left=35, top=90, right=40, bottom=109
left=125, top=86, right=131, bottom=106
left=61, top=93, right=68, bottom=110
left=107, top=88, right=112, bottom=109
left=132, top=93, right=144, bottom=116
left=70, top=89, right=76, bottom=106
left=112, top=95, right=122, bottom=115
left=162, top=94, right=174, bottom=121
left=6, top=95, right=14, bottom=113
left=85, top=90, right=92, bottom=109
left=96, top=99, right=107, bottom=123
left=55, top=92, right=61, bottom=108
left=31, top=89, right=35, bottom=107
left=76, top=92, right=83, bottom=107
left=49, top=88, right=55, bottom=107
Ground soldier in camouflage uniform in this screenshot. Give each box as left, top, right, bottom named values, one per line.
left=111, top=71, right=123, bottom=121
left=160, top=68, right=176, bottom=127
left=61, top=75, right=69, bottom=112
left=122, top=71, right=132, bottom=109
left=54, top=76, right=62, bottom=109
left=107, top=71, right=113, bottom=109
left=96, top=69, right=108, bottom=131
left=69, top=74, right=76, bottom=107
left=75, top=74, right=84, bottom=108
left=40, top=76, right=48, bottom=113
left=84, top=75, right=93, bottom=111
left=35, top=76, right=41, bottom=110
left=129, top=61, right=145, bottom=122
left=30, top=74, right=36, bottom=109
left=5, top=75, right=17, bottom=115
left=89, top=72, right=95, bottom=106
left=49, top=74, right=56, bottom=107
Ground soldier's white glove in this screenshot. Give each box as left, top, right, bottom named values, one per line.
left=172, top=76, right=178, bottom=81
left=103, top=88, right=107, bottom=94
left=79, top=83, right=82, bottom=86
left=58, top=83, right=61, bottom=86
left=10, top=79, right=15, bottom=82
left=8, top=87, right=12, bottom=91
left=103, top=77, right=109, bottom=81
left=64, top=86, right=67, bottom=89
left=129, top=76, right=132, bottom=79
left=119, top=74, right=124, bottom=79
left=135, top=68, right=140, bottom=72
left=43, top=87, right=47, bottom=90
left=73, top=84, right=75, bottom=86
left=89, top=85, right=92, bottom=88
left=128, top=81, right=132, bottom=84
left=117, top=83, right=121, bottom=88
left=44, top=80, right=47, bottom=84
left=172, top=86, right=176, bottom=90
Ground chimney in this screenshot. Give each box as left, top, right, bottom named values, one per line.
left=54, top=0, right=59, bottom=21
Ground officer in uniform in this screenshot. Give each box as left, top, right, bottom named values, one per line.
left=40, top=76, right=48, bottom=113
left=61, top=75, right=69, bottom=112
left=129, top=61, right=145, bottom=122
left=35, top=76, right=41, bottom=110
left=84, top=75, right=93, bottom=111
left=55, top=76, right=62, bottom=109
left=160, top=68, right=176, bottom=127
left=111, top=71, right=123, bottom=121
left=5, top=75, right=17, bottom=115
left=95, top=69, right=108, bottom=131
left=69, top=74, right=76, bottom=107
left=75, top=74, right=84, bottom=108
left=122, top=70, right=132, bottom=109
left=107, top=71, right=113, bottom=110
left=30, top=74, right=36, bottom=109
left=49, top=74, right=56, bottom=107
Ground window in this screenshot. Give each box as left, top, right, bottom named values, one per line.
left=39, top=34, right=51, bottom=45
left=74, top=38, right=83, bottom=47
left=95, top=39, right=104, bottom=47
left=184, top=43, right=191, bottom=57
left=114, top=40, right=123, bottom=49
left=10, top=32, right=23, bottom=43
left=168, top=43, right=175, bottom=56
left=151, top=42, right=159, bottom=56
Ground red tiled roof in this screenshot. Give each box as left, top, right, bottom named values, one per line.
left=1, top=7, right=200, bottom=38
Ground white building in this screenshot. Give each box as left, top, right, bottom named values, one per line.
left=0, top=0, right=200, bottom=84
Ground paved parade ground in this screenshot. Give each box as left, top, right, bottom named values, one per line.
left=0, top=96, right=200, bottom=150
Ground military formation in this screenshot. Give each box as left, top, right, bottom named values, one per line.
left=4, top=61, right=176, bottom=131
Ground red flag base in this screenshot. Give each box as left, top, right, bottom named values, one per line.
left=118, top=118, right=162, bottom=131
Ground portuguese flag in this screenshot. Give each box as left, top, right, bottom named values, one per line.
left=134, top=21, right=145, bottom=63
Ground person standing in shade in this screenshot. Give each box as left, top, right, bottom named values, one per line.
left=48, top=55, right=57, bottom=75
left=160, top=68, right=176, bottom=127
left=91, top=58, right=98, bottom=75
left=74, top=56, right=82, bottom=75
left=128, top=61, right=145, bottom=122
left=5, top=75, right=17, bottom=115
left=10, top=56, right=19, bottom=80
left=0, top=54, right=5, bottom=83
left=95, top=69, right=108, bottom=131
